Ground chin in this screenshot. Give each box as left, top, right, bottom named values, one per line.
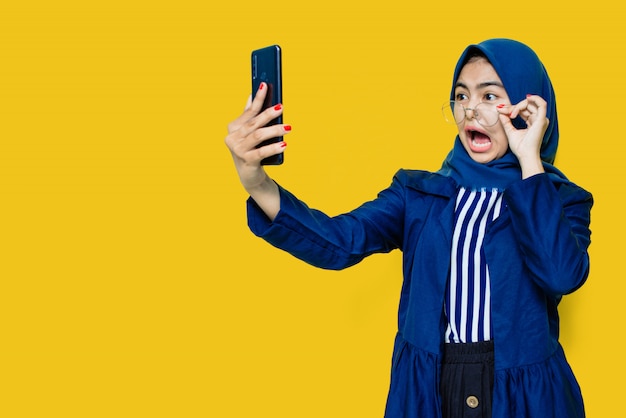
left=469, top=153, right=498, bottom=164
left=462, top=144, right=498, bottom=164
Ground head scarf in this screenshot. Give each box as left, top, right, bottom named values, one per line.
left=438, top=38, right=568, bottom=190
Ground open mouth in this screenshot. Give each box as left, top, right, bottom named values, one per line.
left=466, top=128, right=492, bottom=151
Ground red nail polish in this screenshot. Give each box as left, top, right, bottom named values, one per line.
left=280, top=141, right=287, bottom=148
left=496, top=104, right=505, bottom=109
left=284, top=125, right=292, bottom=131
left=274, top=104, right=282, bottom=111
left=526, top=94, right=532, bottom=98
left=259, top=82, right=264, bottom=90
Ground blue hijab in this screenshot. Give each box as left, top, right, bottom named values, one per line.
left=438, top=38, right=568, bottom=190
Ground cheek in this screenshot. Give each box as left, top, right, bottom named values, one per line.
left=494, top=132, right=510, bottom=156
left=457, top=127, right=468, bottom=142
left=491, top=124, right=508, bottom=143
left=458, top=133, right=474, bottom=155
left=456, top=130, right=467, bottom=144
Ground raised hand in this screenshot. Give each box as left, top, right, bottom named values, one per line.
left=497, top=94, right=549, bottom=178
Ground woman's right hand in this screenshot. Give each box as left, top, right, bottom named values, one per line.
left=225, top=82, right=291, bottom=220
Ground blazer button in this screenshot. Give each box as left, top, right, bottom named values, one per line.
left=466, top=395, right=479, bottom=409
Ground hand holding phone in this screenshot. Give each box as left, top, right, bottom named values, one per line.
left=251, top=45, right=284, bottom=165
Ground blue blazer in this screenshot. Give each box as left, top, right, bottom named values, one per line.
left=247, top=170, right=593, bottom=418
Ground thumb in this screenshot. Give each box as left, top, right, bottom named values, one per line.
left=498, top=113, right=518, bottom=137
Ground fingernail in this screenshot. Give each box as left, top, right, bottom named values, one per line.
left=280, top=141, right=287, bottom=148
left=526, top=94, right=532, bottom=98
left=274, top=104, right=282, bottom=111
left=259, top=82, right=264, bottom=90
left=496, top=104, right=505, bottom=109
left=284, top=125, right=292, bottom=131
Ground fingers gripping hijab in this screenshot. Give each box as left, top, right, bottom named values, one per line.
left=438, top=38, right=568, bottom=190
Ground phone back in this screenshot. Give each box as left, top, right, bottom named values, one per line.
left=251, top=45, right=283, bottom=165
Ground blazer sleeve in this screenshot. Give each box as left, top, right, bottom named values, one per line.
left=503, top=173, right=593, bottom=296
left=246, top=172, right=408, bottom=270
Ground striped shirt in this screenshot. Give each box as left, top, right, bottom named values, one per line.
left=444, top=187, right=505, bottom=344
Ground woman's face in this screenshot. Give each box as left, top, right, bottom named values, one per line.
left=454, top=57, right=510, bottom=164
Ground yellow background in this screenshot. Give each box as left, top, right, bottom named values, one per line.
left=0, top=1, right=623, bottom=417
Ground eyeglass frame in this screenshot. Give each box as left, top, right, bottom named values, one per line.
left=441, top=100, right=502, bottom=128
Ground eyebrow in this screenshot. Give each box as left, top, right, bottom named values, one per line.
left=455, top=81, right=505, bottom=90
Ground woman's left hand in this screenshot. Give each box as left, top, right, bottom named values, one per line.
left=497, top=94, right=550, bottom=178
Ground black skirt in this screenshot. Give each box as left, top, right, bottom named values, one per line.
left=440, top=341, right=494, bottom=418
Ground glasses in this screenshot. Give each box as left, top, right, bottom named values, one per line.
left=441, top=100, right=500, bottom=127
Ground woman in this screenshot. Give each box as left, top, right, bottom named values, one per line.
left=225, top=39, right=592, bottom=417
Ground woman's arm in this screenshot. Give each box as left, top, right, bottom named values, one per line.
left=504, top=174, right=593, bottom=296
left=224, top=83, right=291, bottom=220
left=247, top=174, right=408, bottom=270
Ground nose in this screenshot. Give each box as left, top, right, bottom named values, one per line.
left=463, top=105, right=478, bottom=121
left=463, top=97, right=483, bottom=120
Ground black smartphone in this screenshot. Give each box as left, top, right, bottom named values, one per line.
left=251, top=44, right=283, bottom=165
